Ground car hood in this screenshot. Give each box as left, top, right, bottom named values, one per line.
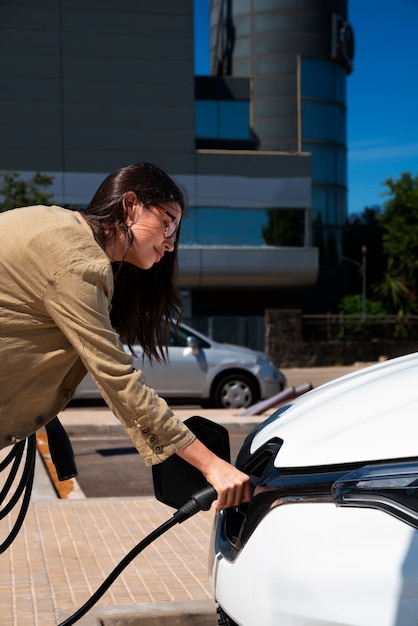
left=250, top=352, right=418, bottom=468
left=218, top=343, right=268, bottom=360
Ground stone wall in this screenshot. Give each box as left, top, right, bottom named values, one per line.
left=265, top=309, right=418, bottom=367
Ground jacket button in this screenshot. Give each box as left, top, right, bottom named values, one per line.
left=35, top=416, right=45, bottom=425
left=149, top=435, right=157, bottom=444
left=154, top=445, right=163, bottom=454
left=7, top=435, right=17, bottom=444
left=64, top=391, right=71, bottom=399
left=141, top=427, right=150, bottom=435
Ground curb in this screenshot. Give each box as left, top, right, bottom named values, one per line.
left=97, top=600, right=218, bottom=625
left=59, top=407, right=268, bottom=440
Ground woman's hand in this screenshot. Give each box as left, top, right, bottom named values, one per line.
left=202, top=455, right=252, bottom=512
left=175, top=437, right=252, bottom=512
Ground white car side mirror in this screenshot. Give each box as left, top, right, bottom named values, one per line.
left=186, top=336, right=200, bottom=356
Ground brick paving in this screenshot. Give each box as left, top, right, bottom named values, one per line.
left=0, top=482, right=216, bottom=625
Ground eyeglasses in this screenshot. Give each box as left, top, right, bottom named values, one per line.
left=154, top=204, right=178, bottom=239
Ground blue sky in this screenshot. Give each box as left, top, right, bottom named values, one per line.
left=194, top=0, right=418, bottom=215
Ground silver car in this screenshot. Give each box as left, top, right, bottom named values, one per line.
left=73, top=322, right=286, bottom=409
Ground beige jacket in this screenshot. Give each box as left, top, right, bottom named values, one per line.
left=0, top=205, right=195, bottom=465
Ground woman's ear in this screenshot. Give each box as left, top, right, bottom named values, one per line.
left=123, top=191, right=140, bottom=223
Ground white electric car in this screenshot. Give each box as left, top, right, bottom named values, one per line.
left=211, top=352, right=418, bottom=626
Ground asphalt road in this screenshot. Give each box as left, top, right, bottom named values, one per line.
left=71, top=430, right=247, bottom=498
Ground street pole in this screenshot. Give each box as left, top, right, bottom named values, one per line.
left=361, top=245, right=367, bottom=322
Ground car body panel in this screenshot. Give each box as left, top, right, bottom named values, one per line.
left=250, top=352, right=418, bottom=467
left=140, top=346, right=208, bottom=397
left=213, top=503, right=416, bottom=626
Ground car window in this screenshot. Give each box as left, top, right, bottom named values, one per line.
left=168, top=326, right=211, bottom=349
left=168, top=326, right=188, bottom=347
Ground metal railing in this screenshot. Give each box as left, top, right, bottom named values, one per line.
left=302, top=313, right=418, bottom=341
left=182, top=316, right=266, bottom=351
left=182, top=313, right=418, bottom=352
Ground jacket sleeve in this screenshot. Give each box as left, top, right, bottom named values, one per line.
left=43, top=259, right=195, bottom=466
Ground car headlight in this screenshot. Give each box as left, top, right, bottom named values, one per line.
left=256, top=355, right=278, bottom=369
left=333, top=460, right=418, bottom=529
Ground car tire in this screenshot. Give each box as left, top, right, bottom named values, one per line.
left=212, top=371, right=259, bottom=409
left=216, top=606, right=238, bottom=626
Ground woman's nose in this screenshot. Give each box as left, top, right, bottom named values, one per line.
left=163, top=236, right=175, bottom=252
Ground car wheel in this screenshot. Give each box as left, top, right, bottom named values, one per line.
left=216, top=606, right=239, bottom=625
left=212, top=371, right=259, bottom=409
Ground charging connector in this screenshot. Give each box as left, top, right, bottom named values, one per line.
left=174, top=485, right=217, bottom=523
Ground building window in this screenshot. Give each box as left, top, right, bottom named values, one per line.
left=302, top=101, right=346, bottom=144
left=302, top=57, right=346, bottom=103
left=195, top=100, right=251, bottom=140
left=180, top=207, right=306, bottom=247
left=195, top=75, right=256, bottom=149
left=303, top=142, right=347, bottom=186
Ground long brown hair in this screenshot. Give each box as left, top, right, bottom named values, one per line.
left=81, top=162, right=184, bottom=361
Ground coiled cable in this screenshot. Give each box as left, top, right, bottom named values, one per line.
left=0, top=434, right=36, bottom=554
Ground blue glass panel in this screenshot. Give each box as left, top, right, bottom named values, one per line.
left=302, top=57, right=346, bottom=104
left=312, top=183, right=346, bottom=230
left=302, top=58, right=334, bottom=99
left=336, top=187, right=347, bottom=224
left=335, top=66, right=346, bottom=103
left=303, top=142, right=335, bottom=183
left=303, top=141, right=347, bottom=187
left=302, top=101, right=346, bottom=143
left=219, top=101, right=251, bottom=139
left=311, top=186, right=327, bottom=222
left=181, top=207, right=265, bottom=245
left=195, top=100, right=218, bottom=138
left=336, top=146, right=347, bottom=186
left=180, top=207, right=305, bottom=246
left=195, top=100, right=251, bottom=140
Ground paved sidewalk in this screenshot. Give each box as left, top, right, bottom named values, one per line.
left=1, top=454, right=219, bottom=626
left=0, top=364, right=372, bottom=626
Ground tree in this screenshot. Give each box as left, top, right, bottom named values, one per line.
left=338, top=294, right=387, bottom=336
left=262, top=208, right=304, bottom=246
left=0, top=171, right=54, bottom=213
left=376, top=172, right=418, bottom=314
left=342, top=205, right=384, bottom=298
left=373, top=261, right=408, bottom=315
left=339, top=294, right=386, bottom=316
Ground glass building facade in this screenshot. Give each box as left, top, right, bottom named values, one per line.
left=207, top=0, right=354, bottom=261
left=301, top=57, right=348, bottom=258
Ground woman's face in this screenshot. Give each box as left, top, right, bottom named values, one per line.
left=109, top=192, right=182, bottom=269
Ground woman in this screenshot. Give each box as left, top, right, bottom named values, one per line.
left=0, top=162, right=251, bottom=511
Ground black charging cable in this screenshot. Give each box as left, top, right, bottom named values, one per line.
left=0, top=416, right=76, bottom=555
left=0, top=434, right=36, bottom=554
left=57, top=484, right=217, bottom=626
